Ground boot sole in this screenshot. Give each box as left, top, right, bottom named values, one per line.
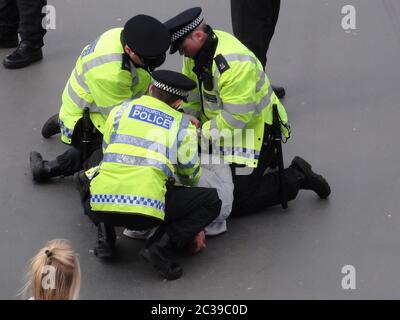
left=140, top=248, right=182, bottom=281
left=292, top=156, right=312, bottom=172
left=292, top=156, right=331, bottom=199
left=3, top=53, right=43, bottom=69
left=94, top=247, right=114, bottom=259
left=41, top=114, right=60, bottom=139
left=29, top=151, right=47, bottom=183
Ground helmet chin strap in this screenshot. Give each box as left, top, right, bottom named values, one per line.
left=121, top=31, right=166, bottom=72
left=140, top=53, right=166, bottom=72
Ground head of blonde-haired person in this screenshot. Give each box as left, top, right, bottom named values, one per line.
left=21, top=239, right=81, bottom=300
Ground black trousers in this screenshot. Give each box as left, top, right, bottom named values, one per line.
left=83, top=186, right=221, bottom=249
left=0, top=0, right=47, bottom=44
left=230, top=126, right=301, bottom=216
left=56, top=118, right=103, bottom=177
left=231, top=0, right=281, bottom=69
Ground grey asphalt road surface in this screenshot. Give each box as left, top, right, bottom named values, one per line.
left=1, top=0, right=400, bottom=299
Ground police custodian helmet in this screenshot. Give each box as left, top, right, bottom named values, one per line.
left=122, top=15, right=171, bottom=70
left=151, top=70, right=196, bottom=101
left=164, top=7, right=203, bottom=54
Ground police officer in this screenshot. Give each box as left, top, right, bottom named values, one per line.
left=165, top=8, right=331, bottom=216
left=0, top=0, right=46, bottom=69
left=75, top=70, right=221, bottom=280
left=29, top=15, right=171, bottom=183
left=230, top=0, right=285, bottom=98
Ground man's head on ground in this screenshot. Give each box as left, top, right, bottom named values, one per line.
left=165, top=7, right=209, bottom=58
left=122, top=15, right=171, bottom=71
left=149, top=70, right=196, bottom=109
left=21, top=239, right=81, bottom=300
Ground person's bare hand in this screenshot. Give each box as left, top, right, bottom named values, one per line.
left=191, top=230, right=206, bottom=255
left=185, top=114, right=201, bottom=129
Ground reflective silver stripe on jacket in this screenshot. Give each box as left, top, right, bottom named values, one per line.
left=103, top=153, right=173, bottom=177
left=221, top=110, right=246, bottom=129
left=68, top=53, right=140, bottom=115
left=113, top=100, right=131, bottom=132
left=108, top=133, right=170, bottom=159
left=206, top=53, right=273, bottom=117
left=82, top=53, right=123, bottom=73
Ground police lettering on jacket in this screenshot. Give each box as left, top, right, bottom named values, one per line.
left=129, top=105, right=174, bottom=130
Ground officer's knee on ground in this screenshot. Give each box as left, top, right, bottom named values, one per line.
left=205, top=188, right=222, bottom=220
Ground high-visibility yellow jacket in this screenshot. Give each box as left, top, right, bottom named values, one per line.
left=85, top=95, right=202, bottom=220
left=182, top=30, right=290, bottom=168
left=59, top=28, right=151, bottom=144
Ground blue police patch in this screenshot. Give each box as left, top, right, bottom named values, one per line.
left=128, top=105, right=175, bottom=130
left=81, top=38, right=99, bottom=58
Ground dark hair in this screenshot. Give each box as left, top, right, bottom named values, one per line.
left=151, top=86, right=181, bottom=106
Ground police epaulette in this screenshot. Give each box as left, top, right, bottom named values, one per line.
left=214, top=54, right=230, bottom=74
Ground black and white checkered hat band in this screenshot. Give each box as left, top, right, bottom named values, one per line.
left=152, top=80, right=188, bottom=98
left=171, top=16, right=203, bottom=42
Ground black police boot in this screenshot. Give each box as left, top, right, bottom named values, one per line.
left=272, top=85, right=286, bottom=99
left=29, top=152, right=63, bottom=183
left=291, top=156, right=331, bottom=199
left=0, top=34, right=18, bottom=49
left=41, top=114, right=60, bottom=139
left=140, top=232, right=183, bottom=280
left=94, top=223, right=116, bottom=259
left=3, top=40, right=43, bottom=69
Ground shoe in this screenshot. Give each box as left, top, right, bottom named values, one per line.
left=29, top=152, right=47, bottom=182
left=3, top=40, right=43, bottom=69
left=140, top=233, right=183, bottom=280
left=29, top=151, right=62, bottom=182
left=94, top=223, right=116, bottom=259
left=272, top=85, right=286, bottom=99
left=41, top=114, right=60, bottom=139
left=291, top=156, right=331, bottom=199
left=0, top=35, right=18, bottom=49
left=123, top=229, right=150, bottom=240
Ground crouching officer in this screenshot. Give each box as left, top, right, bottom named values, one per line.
left=29, top=15, right=171, bottom=182
left=75, top=70, right=221, bottom=280
left=165, top=8, right=331, bottom=216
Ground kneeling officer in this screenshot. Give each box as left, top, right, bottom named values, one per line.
left=75, top=70, right=221, bottom=280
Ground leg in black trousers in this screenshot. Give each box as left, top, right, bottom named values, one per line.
left=230, top=138, right=302, bottom=216
left=163, top=187, right=221, bottom=248
left=231, top=0, right=281, bottom=69
left=15, top=0, right=47, bottom=45
left=0, top=0, right=19, bottom=45
left=30, top=118, right=103, bottom=182
left=78, top=182, right=221, bottom=280
left=231, top=0, right=285, bottom=98
left=230, top=138, right=331, bottom=216
left=2, top=0, right=47, bottom=68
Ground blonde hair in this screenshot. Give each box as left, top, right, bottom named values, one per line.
left=21, top=239, right=81, bottom=300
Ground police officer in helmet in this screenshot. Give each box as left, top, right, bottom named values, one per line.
left=165, top=8, right=331, bottom=217
left=30, top=15, right=170, bottom=183
left=75, top=70, right=221, bottom=280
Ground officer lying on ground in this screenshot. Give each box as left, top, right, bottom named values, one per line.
left=165, top=8, right=331, bottom=217
left=29, top=15, right=170, bottom=182
left=74, top=70, right=221, bottom=281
